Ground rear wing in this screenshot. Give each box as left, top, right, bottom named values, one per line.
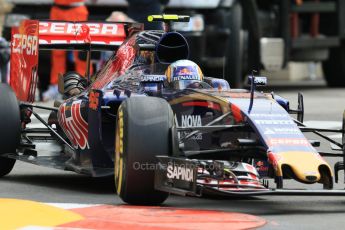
left=38, top=21, right=130, bottom=51
left=10, top=20, right=142, bottom=102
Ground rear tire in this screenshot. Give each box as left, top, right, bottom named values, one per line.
left=114, top=97, right=173, bottom=205
left=322, top=43, right=345, bottom=87
left=0, top=83, right=20, bottom=177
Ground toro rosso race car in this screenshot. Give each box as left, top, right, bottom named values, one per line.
left=1, top=15, right=345, bottom=205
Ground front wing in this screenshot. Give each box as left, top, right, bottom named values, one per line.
left=154, top=156, right=345, bottom=197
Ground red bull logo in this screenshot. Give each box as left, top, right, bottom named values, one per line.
left=173, top=66, right=199, bottom=81
left=178, top=67, right=193, bottom=75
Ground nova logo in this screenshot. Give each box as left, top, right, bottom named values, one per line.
left=181, top=115, right=202, bottom=127
left=167, top=165, right=194, bottom=182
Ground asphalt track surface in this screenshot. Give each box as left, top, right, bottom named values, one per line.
left=2, top=84, right=345, bottom=229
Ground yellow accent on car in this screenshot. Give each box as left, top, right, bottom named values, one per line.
left=147, top=15, right=156, bottom=22
left=197, top=66, right=204, bottom=80
left=274, top=151, right=333, bottom=182
left=165, top=65, right=172, bottom=82
left=147, top=14, right=190, bottom=22
left=115, top=108, right=124, bottom=195
left=163, top=15, right=179, bottom=20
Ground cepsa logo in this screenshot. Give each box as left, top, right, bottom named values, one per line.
left=12, top=34, right=38, bottom=56
left=39, top=22, right=119, bottom=36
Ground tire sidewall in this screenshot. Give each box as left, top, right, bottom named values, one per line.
left=0, top=83, right=20, bottom=154
left=115, top=97, right=172, bottom=205
left=0, top=83, right=20, bottom=177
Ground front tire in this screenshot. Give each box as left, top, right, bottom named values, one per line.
left=0, top=83, right=20, bottom=177
left=115, top=97, right=173, bottom=205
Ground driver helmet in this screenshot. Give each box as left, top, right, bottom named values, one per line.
left=165, top=60, right=204, bottom=90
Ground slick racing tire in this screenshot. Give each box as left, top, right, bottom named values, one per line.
left=0, top=83, right=20, bottom=177
left=115, top=97, right=173, bottom=205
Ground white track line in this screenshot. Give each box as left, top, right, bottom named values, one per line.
left=46, top=203, right=101, bottom=209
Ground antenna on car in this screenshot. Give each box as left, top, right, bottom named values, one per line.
left=248, top=70, right=257, bottom=114
left=247, top=70, right=268, bottom=114
left=147, top=14, right=190, bottom=32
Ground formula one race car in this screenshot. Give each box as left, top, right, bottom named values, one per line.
left=1, top=15, right=345, bottom=205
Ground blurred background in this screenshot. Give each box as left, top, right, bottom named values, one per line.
left=3, top=3, right=345, bottom=227
left=1, top=0, right=345, bottom=96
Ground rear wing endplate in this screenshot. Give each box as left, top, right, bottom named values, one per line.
left=10, top=20, right=39, bottom=102
left=10, top=20, right=141, bottom=102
